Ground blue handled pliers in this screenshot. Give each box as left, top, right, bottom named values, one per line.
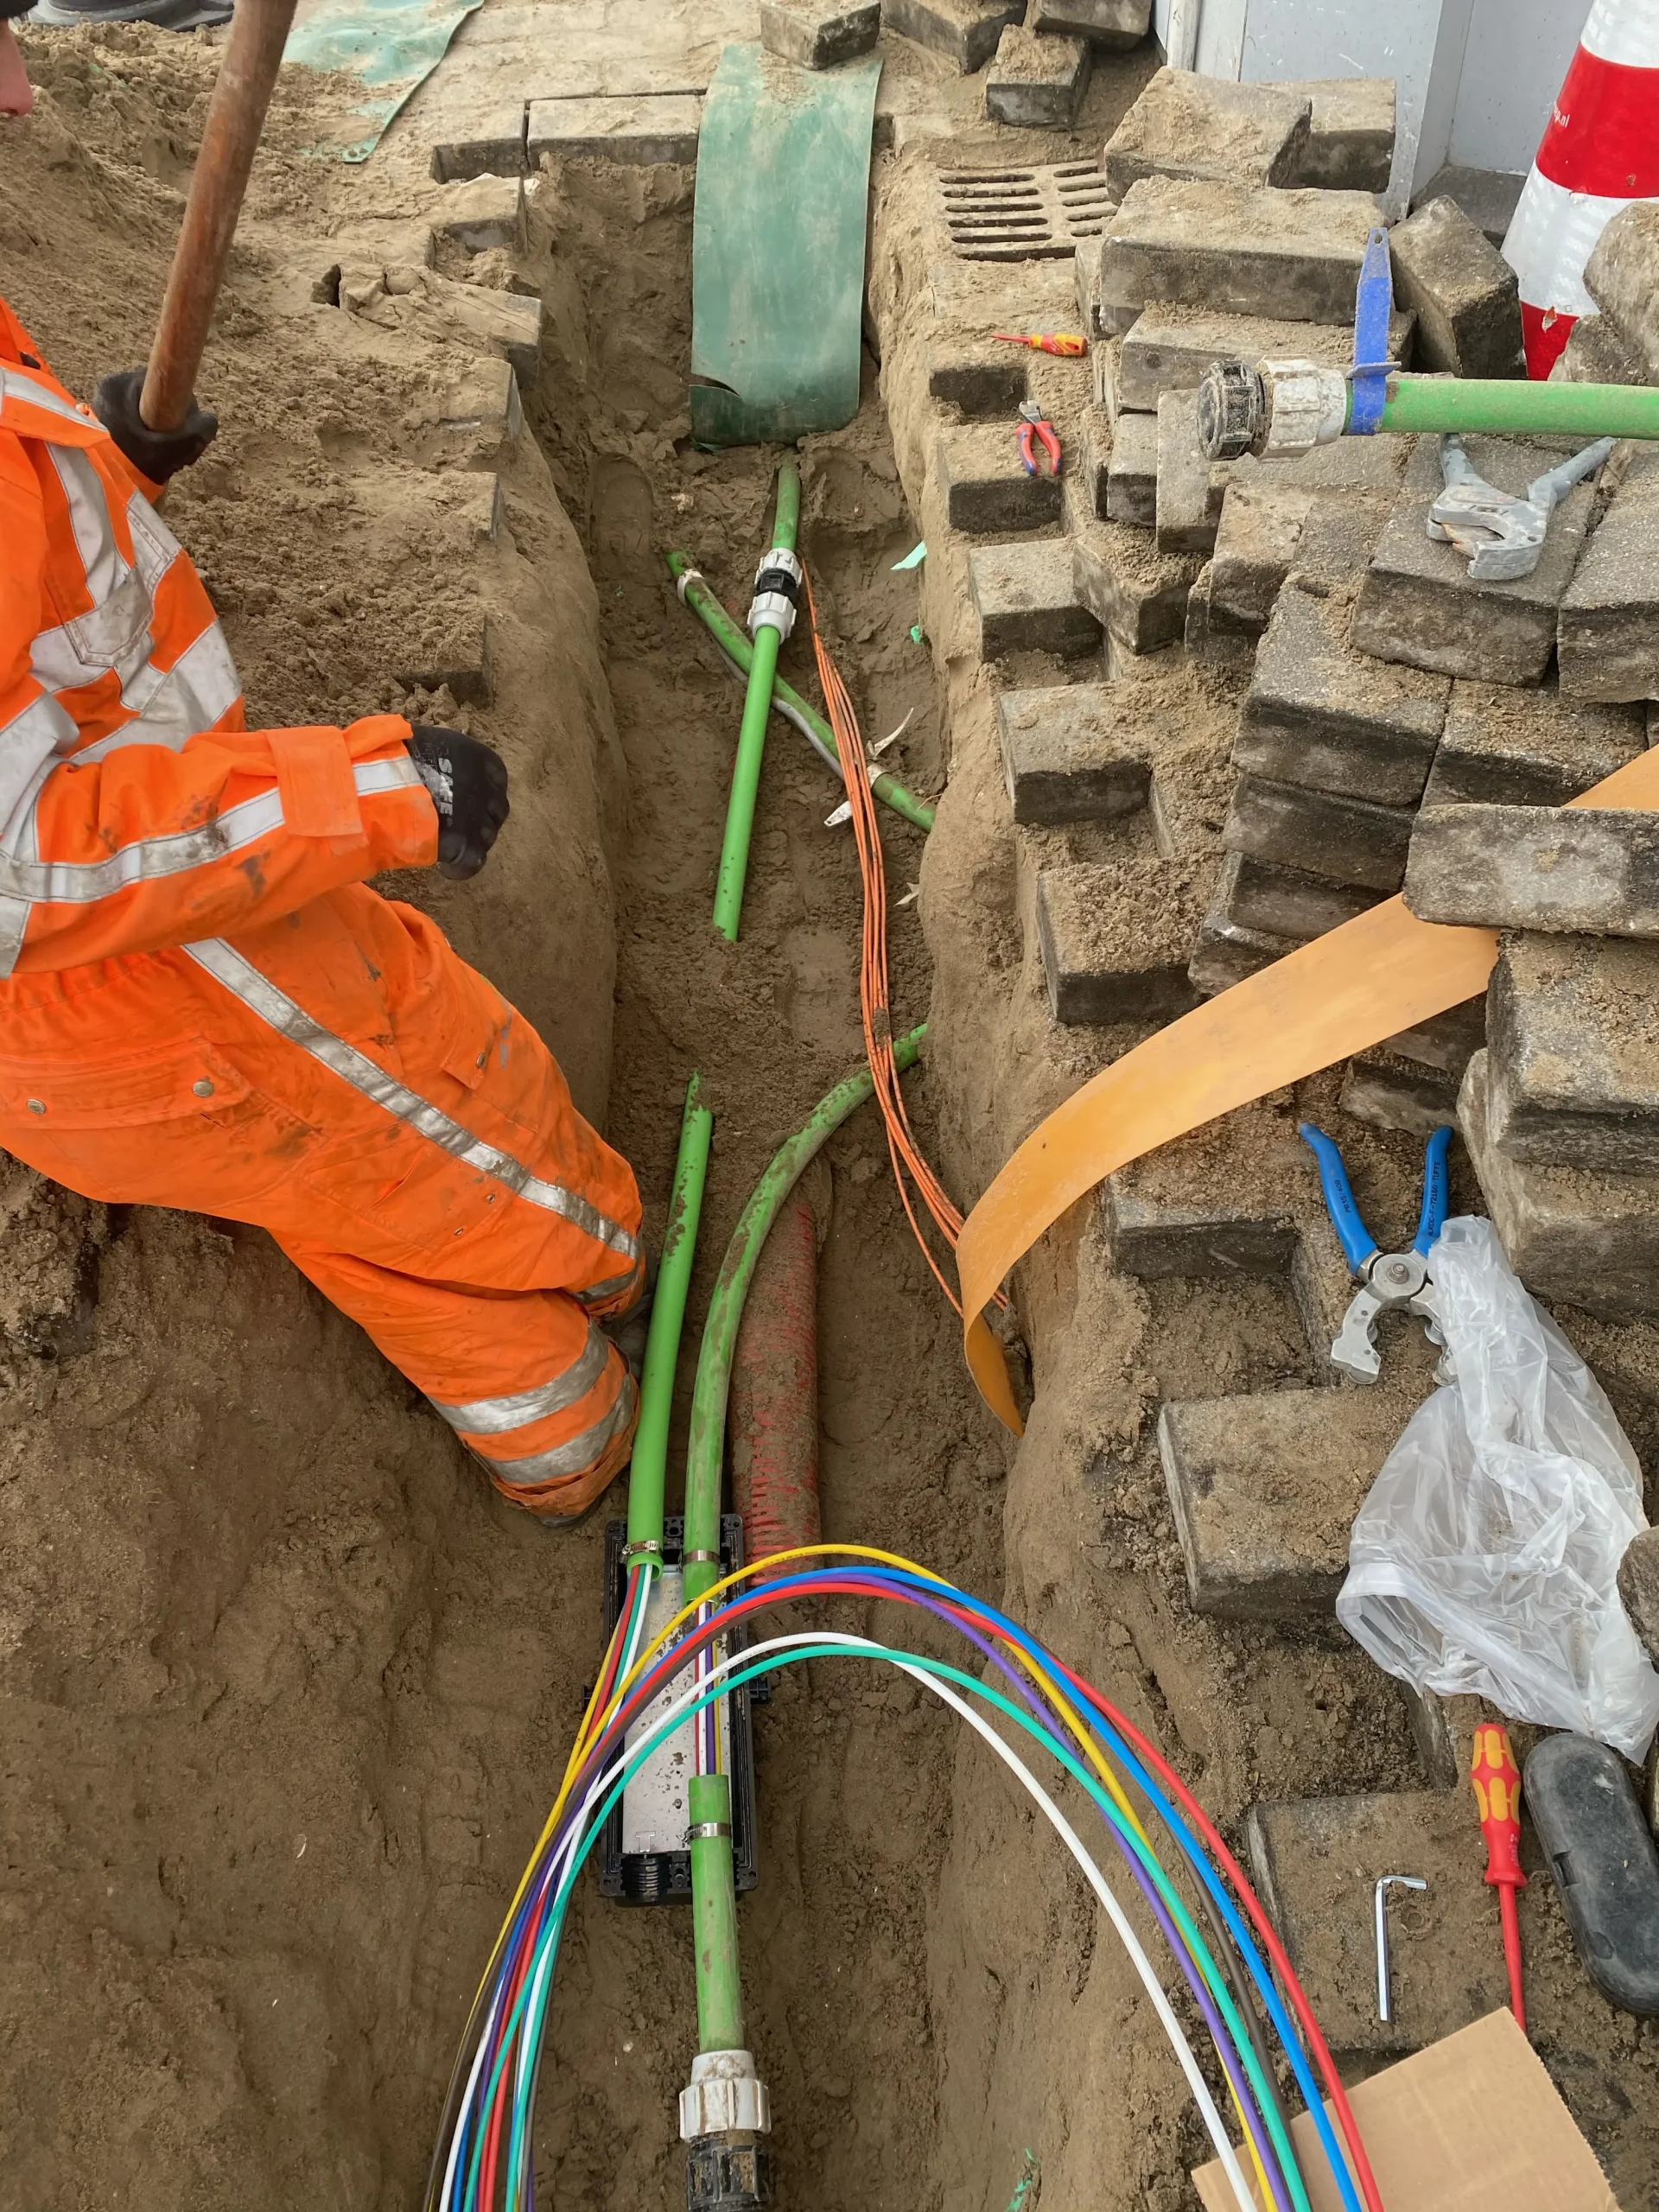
left=1299, top=1122, right=1452, bottom=1383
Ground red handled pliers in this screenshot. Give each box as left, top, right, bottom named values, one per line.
left=1018, top=400, right=1061, bottom=478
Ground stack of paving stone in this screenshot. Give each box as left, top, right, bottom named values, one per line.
left=1070, top=70, right=1407, bottom=664
left=1366, top=200, right=1659, bottom=1313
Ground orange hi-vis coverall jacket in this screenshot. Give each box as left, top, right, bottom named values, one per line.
left=0, top=304, right=643, bottom=1518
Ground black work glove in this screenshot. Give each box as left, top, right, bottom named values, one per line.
left=406, top=724, right=510, bottom=880
left=92, top=368, right=219, bottom=486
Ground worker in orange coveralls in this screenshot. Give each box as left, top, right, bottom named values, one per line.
left=0, top=17, right=645, bottom=1524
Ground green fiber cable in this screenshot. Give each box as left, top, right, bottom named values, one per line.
left=677, top=1027, right=926, bottom=2063
left=712, top=461, right=801, bottom=941
left=681, top=1025, right=925, bottom=1607
left=1370, top=372, right=1659, bottom=441
left=668, top=550, right=936, bottom=835
left=626, top=1074, right=713, bottom=1559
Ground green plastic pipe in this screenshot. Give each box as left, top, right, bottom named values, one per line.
left=712, top=461, right=801, bottom=942
left=626, top=1074, right=714, bottom=1560
left=682, top=1024, right=926, bottom=1608
left=1370, top=373, right=1659, bottom=441
left=688, top=1772, right=744, bottom=2050
left=668, top=550, right=936, bottom=836
left=680, top=1027, right=926, bottom=2061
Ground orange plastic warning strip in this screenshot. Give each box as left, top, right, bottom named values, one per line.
left=957, top=747, right=1659, bottom=1431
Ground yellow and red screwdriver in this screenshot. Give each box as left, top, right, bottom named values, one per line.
left=993, top=331, right=1087, bottom=356
left=1471, top=1720, right=1528, bottom=2032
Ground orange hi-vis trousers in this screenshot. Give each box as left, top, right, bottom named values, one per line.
left=0, top=307, right=642, bottom=1518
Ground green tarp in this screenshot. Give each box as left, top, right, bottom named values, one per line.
left=284, top=0, right=484, bottom=162
left=690, top=42, right=882, bottom=448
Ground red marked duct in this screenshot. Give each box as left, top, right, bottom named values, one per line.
left=730, top=1186, right=820, bottom=1580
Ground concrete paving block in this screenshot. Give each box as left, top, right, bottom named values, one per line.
left=1483, top=932, right=1659, bottom=1171
left=1246, top=1790, right=1520, bottom=2056
left=1236, top=579, right=1449, bottom=806
left=1154, top=388, right=1223, bottom=555
left=1383, top=995, right=1486, bottom=1077
left=986, top=23, right=1090, bottom=127
left=427, top=358, right=524, bottom=450
left=524, top=93, right=702, bottom=168
left=1351, top=435, right=1599, bottom=686
left=1552, top=311, right=1648, bottom=389
left=1422, top=681, right=1645, bottom=810
left=1116, top=306, right=1416, bottom=413
left=1224, top=772, right=1415, bottom=893
left=429, top=100, right=527, bottom=183
left=1280, top=76, right=1395, bottom=193
left=1182, top=561, right=1255, bottom=672
left=927, top=346, right=1028, bottom=416
left=1028, top=0, right=1147, bottom=44
left=1157, top=1385, right=1423, bottom=1618
left=995, top=685, right=1151, bottom=824
left=937, top=421, right=1063, bottom=533
left=1389, top=196, right=1525, bottom=379
left=1618, top=1528, right=1659, bottom=1667
left=1071, top=407, right=1112, bottom=520
left=1460, top=1050, right=1659, bottom=1317
left=882, top=0, right=1024, bottom=73
left=969, top=540, right=1103, bottom=659
left=1406, top=804, right=1659, bottom=939
left=1036, top=859, right=1205, bottom=1024
left=1558, top=452, right=1659, bottom=702
left=1070, top=517, right=1198, bottom=655
left=1103, top=406, right=1157, bottom=525
left=397, top=606, right=493, bottom=708
left=1341, top=1052, right=1460, bottom=1138
left=1096, top=178, right=1378, bottom=333
left=1103, top=1173, right=1297, bottom=1279
left=1188, top=909, right=1293, bottom=995
left=1217, top=849, right=1380, bottom=941
left=1584, top=200, right=1659, bottom=378
left=431, top=174, right=525, bottom=254
left=760, top=0, right=880, bottom=67
left=1207, top=481, right=1312, bottom=636
left=1100, top=67, right=1310, bottom=198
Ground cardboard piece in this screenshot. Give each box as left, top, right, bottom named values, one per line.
left=1192, top=2010, right=1620, bottom=2212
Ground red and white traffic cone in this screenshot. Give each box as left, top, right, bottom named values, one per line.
left=1503, top=0, right=1659, bottom=378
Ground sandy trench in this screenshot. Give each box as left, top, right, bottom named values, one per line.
left=2, top=19, right=1656, bottom=2212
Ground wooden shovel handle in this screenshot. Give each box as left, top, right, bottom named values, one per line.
left=140, top=0, right=299, bottom=431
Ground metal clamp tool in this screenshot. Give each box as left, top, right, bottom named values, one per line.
left=1300, top=1123, right=1452, bottom=1383
left=1428, top=432, right=1616, bottom=581
left=1374, top=1872, right=1427, bottom=2024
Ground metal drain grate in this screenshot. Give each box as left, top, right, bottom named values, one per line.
left=940, top=160, right=1115, bottom=261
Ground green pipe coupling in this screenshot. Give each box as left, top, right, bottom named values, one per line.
left=747, top=546, right=803, bottom=640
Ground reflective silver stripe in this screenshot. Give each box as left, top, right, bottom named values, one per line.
left=355, top=755, right=422, bottom=797
left=485, top=1385, right=635, bottom=1489
left=0, top=690, right=77, bottom=827
left=431, top=1324, right=613, bottom=1436
left=0, top=785, right=285, bottom=900
left=1, top=365, right=93, bottom=427
left=574, top=1264, right=643, bottom=1309
left=48, top=445, right=121, bottom=606
left=0, top=892, right=29, bottom=980
left=183, top=938, right=643, bottom=1262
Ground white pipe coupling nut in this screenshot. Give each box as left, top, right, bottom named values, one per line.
left=678, top=2050, right=772, bottom=2142
left=747, top=545, right=804, bottom=639
left=1259, top=359, right=1349, bottom=457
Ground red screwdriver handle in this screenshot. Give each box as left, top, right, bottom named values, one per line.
left=1471, top=1723, right=1527, bottom=1889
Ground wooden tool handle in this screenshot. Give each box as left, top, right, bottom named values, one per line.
left=140, top=0, right=299, bottom=432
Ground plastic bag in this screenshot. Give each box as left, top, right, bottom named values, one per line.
left=1338, top=1216, right=1659, bottom=1762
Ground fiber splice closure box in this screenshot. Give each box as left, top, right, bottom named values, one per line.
left=1192, top=2009, right=1621, bottom=2212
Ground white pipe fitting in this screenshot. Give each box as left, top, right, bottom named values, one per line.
left=678, top=2049, right=772, bottom=2142
left=1258, top=359, right=1351, bottom=457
